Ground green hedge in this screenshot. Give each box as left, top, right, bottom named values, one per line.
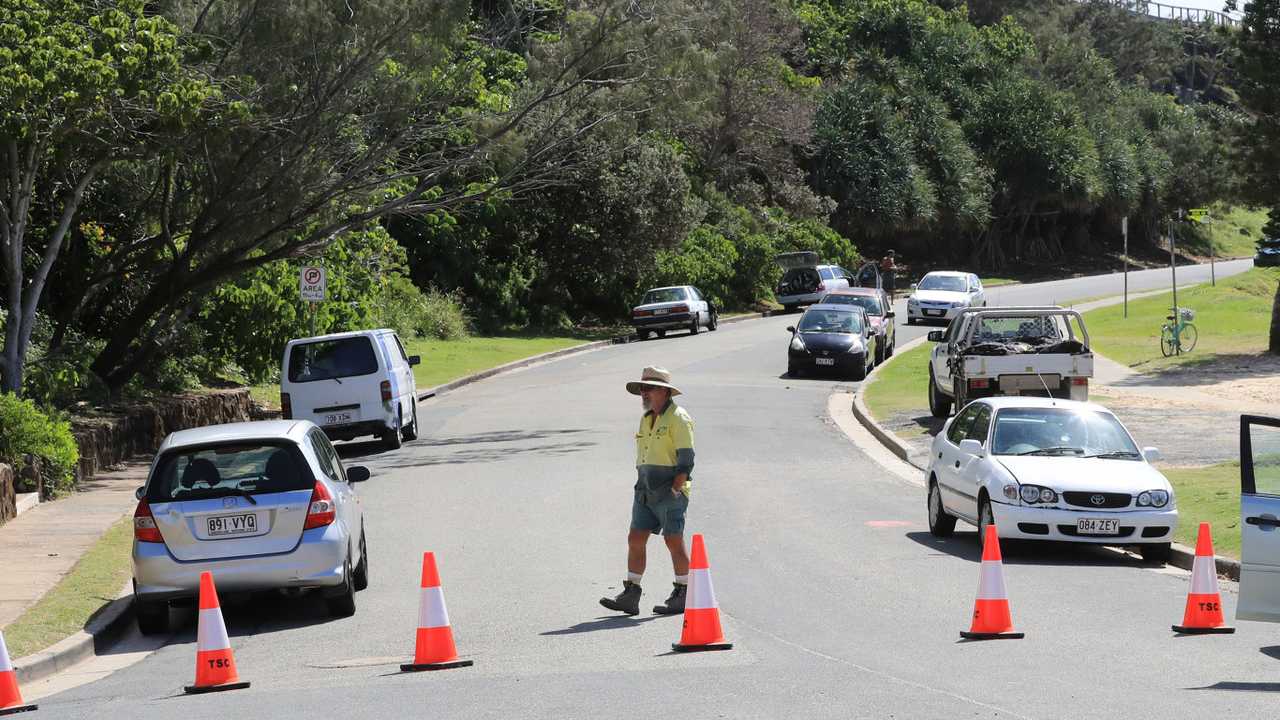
left=0, top=393, right=79, bottom=496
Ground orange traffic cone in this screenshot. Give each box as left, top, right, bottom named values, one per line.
left=673, top=534, right=733, bottom=652
left=960, top=524, right=1024, bottom=640
left=184, top=572, right=250, bottom=694
left=401, top=552, right=473, bottom=672
left=1172, top=523, right=1235, bottom=635
left=0, top=629, right=37, bottom=716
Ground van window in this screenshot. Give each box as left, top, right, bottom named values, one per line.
left=392, top=335, right=410, bottom=363
left=288, top=336, right=378, bottom=383
left=147, top=442, right=314, bottom=501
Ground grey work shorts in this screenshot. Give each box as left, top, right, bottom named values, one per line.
left=631, top=486, right=689, bottom=536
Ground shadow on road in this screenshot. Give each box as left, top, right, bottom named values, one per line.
left=377, top=440, right=597, bottom=469
left=540, top=615, right=665, bottom=636
left=905, top=531, right=1153, bottom=568
left=156, top=589, right=346, bottom=647
left=336, top=429, right=595, bottom=464
left=1188, top=681, right=1280, bottom=693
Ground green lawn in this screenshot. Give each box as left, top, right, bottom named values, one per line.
left=1179, top=204, right=1269, bottom=259
left=1163, top=463, right=1241, bottom=559
left=1, top=517, right=134, bottom=659
left=1081, top=267, right=1280, bottom=371
left=863, top=342, right=932, bottom=422
left=982, top=277, right=1019, bottom=287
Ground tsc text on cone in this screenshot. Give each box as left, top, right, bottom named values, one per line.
left=185, top=571, right=250, bottom=695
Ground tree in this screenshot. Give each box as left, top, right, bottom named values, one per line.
left=1231, top=0, right=1280, bottom=353
left=0, top=0, right=210, bottom=394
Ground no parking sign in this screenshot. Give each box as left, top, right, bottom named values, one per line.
left=300, top=266, right=326, bottom=301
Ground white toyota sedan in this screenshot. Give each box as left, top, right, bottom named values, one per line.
left=925, top=397, right=1177, bottom=564
left=906, top=271, right=985, bottom=324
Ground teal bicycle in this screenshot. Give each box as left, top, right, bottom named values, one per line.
left=1160, top=306, right=1197, bottom=357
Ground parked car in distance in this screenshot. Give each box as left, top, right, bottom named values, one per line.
left=786, top=303, right=876, bottom=380
left=631, top=285, right=718, bottom=340
left=819, top=287, right=896, bottom=364
left=132, top=420, right=371, bottom=634
left=775, top=251, right=854, bottom=312
left=907, top=271, right=985, bottom=325
left=925, top=397, right=1175, bottom=564
left=281, top=329, right=420, bottom=450
left=1255, top=237, right=1280, bottom=267
left=926, top=306, right=1093, bottom=417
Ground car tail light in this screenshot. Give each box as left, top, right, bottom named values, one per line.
left=134, top=500, right=164, bottom=543
left=969, top=378, right=989, bottom=389
left=281, top=392, right=292, bottom=419
left=671, top=304, right=689, bottom=313
left=1071, top=377, right=1088, bottom=386
left=303, top=481, right=336, bottom=530
left=380, top=380, right=392, bottom=402
left=633, top=309, right=652, bottom=317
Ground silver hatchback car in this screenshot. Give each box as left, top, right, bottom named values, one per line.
left=132, top=420, right=369, bottom=634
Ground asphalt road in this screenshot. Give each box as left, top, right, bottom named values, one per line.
left=39, top=259, right=1279, bottom=719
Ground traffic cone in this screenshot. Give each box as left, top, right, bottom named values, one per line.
left=672, top=534, right=733, bottom=652
left=184, top=572, right=250, bottom=694
left=1172, top=523, right=1235, bottom=635
left=401, top=552, right=473, bottom=672
left=0, top=629, right=37, bottom=716
left=960, top=524, right=1024, bottom=640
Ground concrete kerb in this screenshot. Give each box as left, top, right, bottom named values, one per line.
left=416, top=311, right=773, bottom=402
left=13, top=580, right=134, bottom=686
left=845, top=290, right=1242, bottom=579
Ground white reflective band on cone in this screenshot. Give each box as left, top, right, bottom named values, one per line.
left=688, top=568, right=717, bottom=610
left=1190, top=556, right=1220, bottom=595
left=197, top=608, right=232, bottom=651
left=0, top=632, right=13, bottom=671
left=418, top=587, right=450, bottom=629
left=975, top=561, right=1008, bottom=600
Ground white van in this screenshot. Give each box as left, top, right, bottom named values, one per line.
left=280, top=329, right=421, bottom=449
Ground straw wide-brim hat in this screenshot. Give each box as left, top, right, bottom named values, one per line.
left=625, top=366, right=682, bottom=396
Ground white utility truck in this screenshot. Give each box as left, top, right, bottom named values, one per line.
left=926, top=306, right=1093, bottom=417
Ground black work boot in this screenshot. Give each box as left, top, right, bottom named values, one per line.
left=652, top=582, right=687, bottom=615
left=599, top=581, right=642, bottom=616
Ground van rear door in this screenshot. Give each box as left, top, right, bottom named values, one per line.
left=285, top=335, right=385, bottom=430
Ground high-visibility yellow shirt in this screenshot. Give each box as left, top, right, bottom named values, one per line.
left=635, top=401, right=695, bottom=496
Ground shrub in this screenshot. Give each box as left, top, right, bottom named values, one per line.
left=372, top=277, right=468, bottom=340
left=0, top=393, right=79, bottom=496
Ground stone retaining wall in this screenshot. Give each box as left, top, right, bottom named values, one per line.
left=69, top=389, right=254, bottom=487
left=0, top=464, right=14, bottom=524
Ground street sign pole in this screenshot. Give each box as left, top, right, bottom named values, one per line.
left=1169, top=214, right=1179, bottom=319
left=1122, top=216, right=1129, bottom=319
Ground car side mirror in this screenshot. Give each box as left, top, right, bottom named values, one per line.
left=1142, top=447, right=1161, bottom=463
left=135, top=486, right=145, bottom=501
left=408, top=355, right=421, bottom=366
left=927, top=331, right=944, bottom=342
left=910, top=283, right=918, bottom=292
left=959, top=439, right=986, bottom=458
left=786, top=326, right=796, bottom=333
left=347, top=466, right=371, bottom=483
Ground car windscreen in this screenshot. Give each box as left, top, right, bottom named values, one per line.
left=146, top=442, right=315, bottom=502
left=821, top=295, right=882, bottom=316
left=288, top=336, right=378, bottom=383
left=991, top=408, right=1140, bottom=458
left=918, top=275, right=968, bottom=292
left=641, top=288, right=687, bottom=304
left=797, top=308, right=863, bottom=334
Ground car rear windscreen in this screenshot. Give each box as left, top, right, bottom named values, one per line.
left=642, top=288, right=687, bottom=304
left=146, top=443, right=314, bottom=502
left=288, top=336, right=378, bottom=382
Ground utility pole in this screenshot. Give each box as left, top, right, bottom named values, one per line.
left=1122, top=216, right=1129, bottom=318
left=1169, top=213, right=1180, bottom=319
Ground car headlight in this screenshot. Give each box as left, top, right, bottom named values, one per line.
left=1137, top=490, right=1170, bottom=508
left=790, top=336, right=806, bottom=352
left=1018, top=484, right=1058, bottom=504
left=847, top=342, right=864, bottom=353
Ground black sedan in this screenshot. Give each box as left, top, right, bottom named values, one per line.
left=786, top=304, right=877, bottom=381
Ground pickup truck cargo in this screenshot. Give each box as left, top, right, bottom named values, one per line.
left=927, top=306, right=1093, bottom=417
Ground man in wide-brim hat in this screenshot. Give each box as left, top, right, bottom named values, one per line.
left=600, top=366, right=695, bottom=616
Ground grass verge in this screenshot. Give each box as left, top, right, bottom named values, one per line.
left=982, top=277, right=1019, bottom=287
left=1081, top=267, right=1280, bottom=371
left=1, top=517, right=133, bottom=658
left=1163, top=463, right=1240, bottom=559
left=1179, top=204, right=1269, bottom=259
left=863, top=342, right=932, bottom=434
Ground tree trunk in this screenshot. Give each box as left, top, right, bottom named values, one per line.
left=1270, top=279, right=1280, bottom=355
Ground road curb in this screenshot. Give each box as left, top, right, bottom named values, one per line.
left=13, top=580, right=134, bottom=685
left=850, top=336, right=929, bottom=471
left=416, top=311, right=773, bottom=402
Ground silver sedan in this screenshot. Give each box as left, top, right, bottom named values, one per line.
left=131, top=420, right=370, bottom=634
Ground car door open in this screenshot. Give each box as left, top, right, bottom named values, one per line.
left=1238, top=414, right=1280, bottom=623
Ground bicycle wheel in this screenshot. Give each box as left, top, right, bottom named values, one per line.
left=1160, top=325, right=1176, bottom=357
left=1179, top=323, right=1197, bottom=353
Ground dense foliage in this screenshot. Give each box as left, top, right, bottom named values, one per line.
left=0, top=0, right=1267, bottom=398
left=0, top=393, right=79, bottom=495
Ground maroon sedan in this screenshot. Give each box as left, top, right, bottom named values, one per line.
left=818, top=288, right=897, bottom=364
